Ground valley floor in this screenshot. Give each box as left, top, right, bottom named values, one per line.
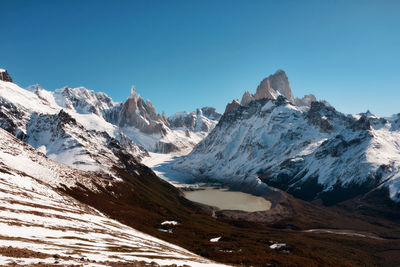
left=140, top=151, right=400, bottom=267
left=142, top=152, right=198, bottom=186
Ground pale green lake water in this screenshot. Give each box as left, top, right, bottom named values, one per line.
left=184, top=188, right=271, bottom=212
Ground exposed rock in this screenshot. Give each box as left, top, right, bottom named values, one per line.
left=155, top=141, right=180, bottom=153
left=224, top=70, right=294, bottom=117
left=118, top=86, right=168, bottom=135
left=53, top=86, right=117, bottom=116
left=200, top=107, right=222, bottom=121
left=306, top=102, right=335, bottom=132
left=294, top=94, right=317, bottom=107
left=168, top=107, right=221, bottom=133
left=351, top=115, right=372, bottom=131
left=240, top=91, right=255, bottom=106
left=0, top=98, right=28, bottom=140
left=0, top=69, right=13, bottom=82
left=254, top=70, right=294, bottom=103
left=224, top=99, right=240, bottom=114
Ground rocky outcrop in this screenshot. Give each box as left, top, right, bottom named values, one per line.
left=254, top=69, right=294, bottom=103
left=168, top=107, right=221, bottom=133
left=53, top=86, right=117, bottom=116
left=240, top=91, right=255, bottom=106
left=200, top=107, right=222, bottom=121
left=118, top=86, right=169, bottom=135
left=225, top=70, right=311, bottom=116
left=0, top=69, right=13, bottom=82
left=224, top=99, right=240, bottom=114
left=295, top=94, right=317, bottom=107
left=0, top=98, right=28, bottom=140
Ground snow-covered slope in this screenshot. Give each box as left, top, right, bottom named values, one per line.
left=0, top=128, right=228, bottom=266
left=174, top=76, right=400, bottom=204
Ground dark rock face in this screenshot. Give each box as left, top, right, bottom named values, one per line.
left=200, top=107, right=221, bottom=121
left=169, top=114, right=194, bottom=129
left=0, top=99, right=27, bottom=140
left=351, top=115, right=372, bottom=131
left=0, top=69, right=13, bottom=82
left=314, top=134, right=365, bottom=159
left=168, top=107, right=221, bottom=132
left=305, top=101, right=338, bottom=132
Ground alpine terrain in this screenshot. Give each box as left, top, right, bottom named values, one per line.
left=174, top=70, right=400, bottom=205
left=2, top=68, right=400, bottom=267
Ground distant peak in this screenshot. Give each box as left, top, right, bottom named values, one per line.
left=26, top=84, right=43, bottom=92
left=129, top=86, right=137, bottom=99
left=224, top=99, right=240, bottom=114
left=0, top=68, right=13, bottom=82
left=254, top=69, right=294, bottom=103
left=241, top=91, right=254, bottom=106
left=274, top=69, right=286, bottom=75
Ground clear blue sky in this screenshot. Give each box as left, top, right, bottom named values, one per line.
left=2, top=0, right=400, bottom=116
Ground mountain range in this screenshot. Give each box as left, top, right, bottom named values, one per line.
left=174, top=70, right=400, bottom=205
left=1, top=68, right=400, bottom=266
left=2, top=68, right=400, bottom=206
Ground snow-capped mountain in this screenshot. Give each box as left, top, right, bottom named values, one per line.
left=225, top=70, right=316, bottom=114
left=168, top=107, right=221, bottom=133
left=174, top=70, right=400, bottom=204
left=167, top=107, right=221, bottom=149
left=0, top=79, right=147, bottom=176
left=105, top=86, right=216, bottom=153
left=0, top=70, right=219, bottom=176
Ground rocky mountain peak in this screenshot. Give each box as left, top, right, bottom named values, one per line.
left=168, top=106, right=221, bottom=135
left=118, top=87, right=168, bottom=135
left=223, top=69, right=303, bottom=116
left=224, top=99, right=241, bottom=114
left=241, top=91, right=255, bottom=106
left=294, top=94, right=317, bottom=107
left=254, top=69, right=294, bottom=103
left=0, top=69, right=13, bottom=82
left=129, top=85, right=137, bottom=99
left=200, top=107, right=221, bottom=120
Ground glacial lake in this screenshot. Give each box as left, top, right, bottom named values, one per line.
left=184, top=187, right=271, bottom=212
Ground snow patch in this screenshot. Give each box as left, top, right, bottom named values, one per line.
left=161, top=221, right=179, bottom=226
left=210, top=237, right=221, bottom=242
left=270, top=243, right=286, bottom=249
